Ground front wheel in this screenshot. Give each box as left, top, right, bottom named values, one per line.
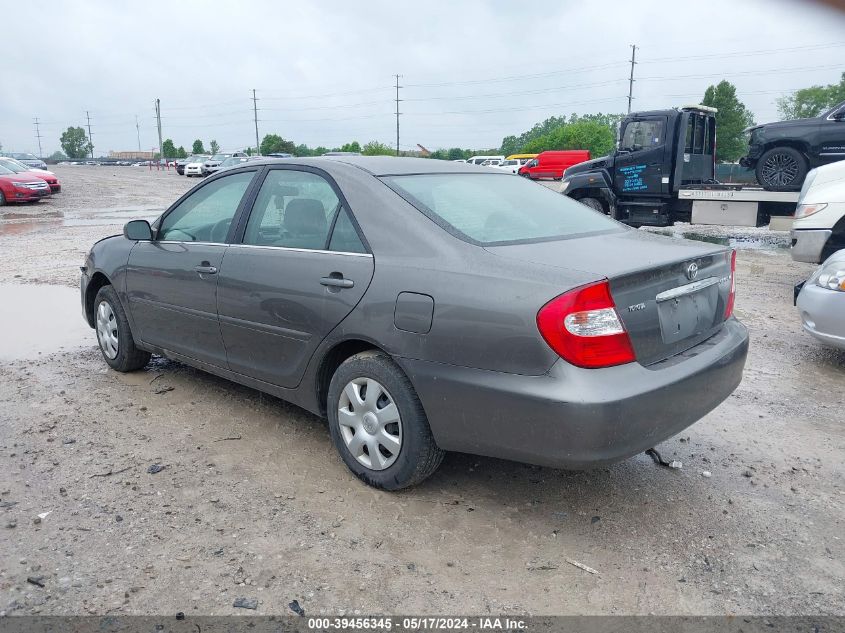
left=756, top=147, right=808, bottom=191
left=327, top=351, right=445, bottom=490
left=0, top=190, right=5, bottom=206
left=579, top=197, right=606, bottom=213
left=94, top=285, right=151, bottom=372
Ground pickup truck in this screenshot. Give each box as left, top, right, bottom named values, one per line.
left=791, top=159, right=845, bottom=263
left=741, top=100, right=845, bottom=192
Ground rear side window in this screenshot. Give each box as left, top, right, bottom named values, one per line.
left=383, top=173, right=621, bottom=246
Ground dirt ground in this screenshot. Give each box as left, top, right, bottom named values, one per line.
left=0, top=166, right=843, bottom=617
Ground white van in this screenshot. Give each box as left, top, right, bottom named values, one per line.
left=791, top=160, right=845, bottom=264
left=466, top=155, right=505, bottom=166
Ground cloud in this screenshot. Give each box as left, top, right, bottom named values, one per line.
left=2, top=0, right=844, bottom=155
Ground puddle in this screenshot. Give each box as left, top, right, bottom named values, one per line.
left=1, top=208, right=160, bottom=236
left=0, top=284, right=94, bottom=361
left=648, top=229, right=790, bottom=251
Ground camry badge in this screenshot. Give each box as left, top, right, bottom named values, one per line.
left=686, top=262, right=699, bottom=281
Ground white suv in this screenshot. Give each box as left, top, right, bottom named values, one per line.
left=791, top=160, right=845, bottom=263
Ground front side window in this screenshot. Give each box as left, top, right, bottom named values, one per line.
left=158, top=171, right=255, bottom=242
left=620, top=120, right=664, bottom=151
left=384, top=173, right=621, bottom=245
left=243, top=169, right=343, bottom=250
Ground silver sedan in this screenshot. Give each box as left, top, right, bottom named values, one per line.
left=796, top=249, right=845, bottom=350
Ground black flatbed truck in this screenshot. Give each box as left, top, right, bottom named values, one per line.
left=560, top=105, right=798, bottom=227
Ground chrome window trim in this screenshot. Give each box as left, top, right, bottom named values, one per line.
left=227, top=243, right=373, bottom=258
left=655, top=276, right=721, bottom=303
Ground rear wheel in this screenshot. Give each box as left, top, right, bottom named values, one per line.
left=0, top=190, right=5, bottom=206
left=94, top=285, right=151, bottom=372
left=756, top=147, right=808, bottom=191
left=327, top=351, right=445, bottom=490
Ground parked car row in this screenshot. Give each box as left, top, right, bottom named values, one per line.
left=176, top=152, right=249, bottom=177
left=456, top=151, right=592, bottom=180
left=0, top=156, right=62, bottom=205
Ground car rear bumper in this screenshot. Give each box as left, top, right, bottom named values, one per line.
left=796, top=283, right=845, bottom=350
left=791, top=228, right=832, bottom=263
left=399, top=318, right=748, bottom=469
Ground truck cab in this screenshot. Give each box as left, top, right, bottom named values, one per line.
left=561, top=106, right=717, bottom=226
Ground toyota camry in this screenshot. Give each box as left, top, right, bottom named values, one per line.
left=80, top=157, right=749, bottom=489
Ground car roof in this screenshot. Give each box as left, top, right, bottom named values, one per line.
left=239, top=156, right=501, bottom=176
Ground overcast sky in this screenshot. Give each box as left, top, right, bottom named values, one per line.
left=2, top=0, right=844, bottom=156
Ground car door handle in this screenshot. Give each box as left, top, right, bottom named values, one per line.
left=320, top=276, right=354, bottom=288
left=194, top=265, right=218, bottom=275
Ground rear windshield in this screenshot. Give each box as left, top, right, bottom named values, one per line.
left=382, top=173, right=621, bottom=245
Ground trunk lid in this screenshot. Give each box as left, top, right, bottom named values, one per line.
left=486, top=230, right=733, bottom=366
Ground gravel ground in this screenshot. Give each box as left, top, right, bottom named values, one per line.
left=0, top=166, right=843, bottom=616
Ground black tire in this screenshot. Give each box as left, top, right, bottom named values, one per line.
left=756, top=147, right=808, bottom=191
left=0, top=190, right=5, bottom=206
left=93, top=285, right=151, bottom=372
left=579, top=197, right=606, bottom=213
left=327, top=351, right=445, bottom=490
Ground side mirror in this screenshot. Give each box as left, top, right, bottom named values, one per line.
left=124, top=220, right=153, bottom=241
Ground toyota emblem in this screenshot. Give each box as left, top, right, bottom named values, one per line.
left=686, top=262, right=699, bottom=281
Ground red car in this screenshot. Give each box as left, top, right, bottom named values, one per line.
left=518, top=150, right=591, bottom=180
left=0, top=157, right=61, bottom=193
left=0, top=164, right=51, bottom=204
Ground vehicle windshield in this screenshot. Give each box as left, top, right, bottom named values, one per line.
left=210, top=154, right=229, bottom=161
left=0, top=164, right=16, bottom=175
left=383, top=173, right=622, bottom=245
left=9, top=153, right=38, bottom=161
left=0, top=158, right=27, bottom=173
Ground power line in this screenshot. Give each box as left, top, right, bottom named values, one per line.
left=404, top=62, right=627, bottom=88
left=627, top=44, right=637, bottom=114
left=639, top=41, right=845, bottom=64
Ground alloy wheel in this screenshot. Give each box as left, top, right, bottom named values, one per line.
left=337, top=377, right=402, bottom=470
left=96, top=300, right=119, bottom=360
left=760, top=152, right=799, bottom=188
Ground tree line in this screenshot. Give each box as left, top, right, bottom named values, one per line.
left=52, top=73, right=845, bottom=163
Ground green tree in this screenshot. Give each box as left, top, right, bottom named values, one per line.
left=161, top=139, right=177, bottom=158
left=522, top=120, right=615, bottom=157
left=49, top=151, right=67, bottom=161
left=60, top=126, right=92, bottom=159
left=361, top=141, right=394, bottom=156
left=176, top=146, right=187, bottom=159
left=446, top=147, right=469, bottom=161
left=777, top=72, right=845, bottom=120
left=192, top=139, right=206, bottom=154
left=313, top=146, right=329, bottom=156
left=209, top=139, right=220, bottom=155
left=340, top=141, right=361, bottom=153
left=259, top=134, right=296, bottom=156
left=701, top=81, right=755, bottom=162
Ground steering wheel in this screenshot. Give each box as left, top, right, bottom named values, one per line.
left=210, top=218, right=232, bottom=243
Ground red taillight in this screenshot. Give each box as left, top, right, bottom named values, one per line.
left=724, top=249, right=737, bottom=319
left=536, top=280, right=636, bottom=369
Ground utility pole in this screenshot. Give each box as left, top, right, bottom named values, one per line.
left=135, top=115, right=141, bottom=152
left=33, top=117, right=43, bottom=159
left=394, top=74, right=402, bottom=157
left=85, top=110, right=94, bottom=158
left=627, top=44, right=637, bottom=114
left=154, top=99, right=163, bottom=160
left=252, top=89, right=260, bottom=155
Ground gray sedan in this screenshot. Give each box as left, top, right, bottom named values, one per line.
left=80, top=157, right=748, bottom=489
left=796, top=249, right=845, bottom=350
